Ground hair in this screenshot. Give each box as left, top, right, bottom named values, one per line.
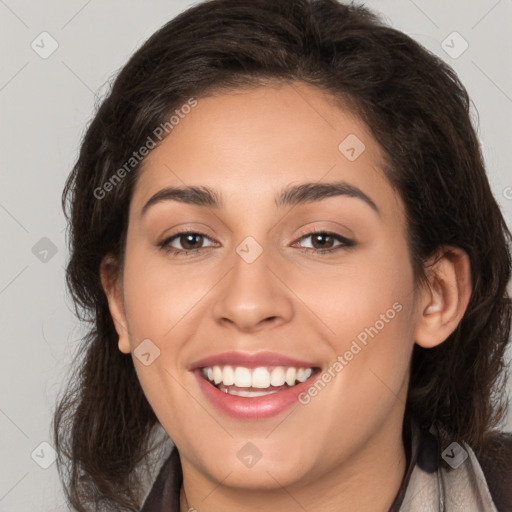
left=54, top=0, right=512, bottom=510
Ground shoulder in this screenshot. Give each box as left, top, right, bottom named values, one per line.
left=478, top=430, right=512, bottom=512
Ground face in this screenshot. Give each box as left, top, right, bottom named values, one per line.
left=107, top=83, right=423, bottom=492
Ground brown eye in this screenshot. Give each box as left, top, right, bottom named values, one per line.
left=158, top=231, right=217, bottom=255
left=295, top=232, right=354, bottom=253
left=310, top=233, right=336, bottom=249
left=179, top=233, right=204, bottom=250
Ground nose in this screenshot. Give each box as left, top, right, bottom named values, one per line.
left=212, top=245, right=295, bottom=333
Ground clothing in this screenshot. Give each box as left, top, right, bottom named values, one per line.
left=140, top=417, right=512, bottom=511
left=389, top=419, right=512, bottom=511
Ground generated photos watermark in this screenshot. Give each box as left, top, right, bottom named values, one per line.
left=298, top=301, right=403, bottom=405
left=93, top=98, right=198, bottom=200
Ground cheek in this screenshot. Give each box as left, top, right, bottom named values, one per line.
left=295, top=237, right=415, bottom=349
left=298, top=237, right=417, bottom=409
left=121, top=245, right=218, bottom=345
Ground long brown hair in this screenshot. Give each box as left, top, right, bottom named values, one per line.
left=54, top=0, right=512, bottom=510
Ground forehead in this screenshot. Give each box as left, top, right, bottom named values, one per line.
left=131, top=83, right=403, bottom=223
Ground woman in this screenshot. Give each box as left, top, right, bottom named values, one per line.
left=54, top=0, right=512, bottom=510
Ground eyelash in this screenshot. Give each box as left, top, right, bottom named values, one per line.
left=157, top=228, right=354, bottom=257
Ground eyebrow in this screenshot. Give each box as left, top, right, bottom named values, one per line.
left=141, top=180, right=379, bottom=217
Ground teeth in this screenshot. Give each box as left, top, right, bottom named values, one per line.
left=223, top=365, right=235, bottom=386
left=212, top=366, right=223, bottom=385
left=201, top=365, right=315, bottom=389
left=297, top=368, right=312, bottom=382
left=234, top=367, right=252, bottom=387
left=252, top=367, right=270, bottom=388
left=285, top=367, right=296, bottom=386
left=221, top=387, right=278, bottom=397
left=270, top=367, right=286, bottom=386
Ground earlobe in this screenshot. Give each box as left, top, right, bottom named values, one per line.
left=414, top=247, right=472, bottom=349
left=100, top=255, right=131, bottom=354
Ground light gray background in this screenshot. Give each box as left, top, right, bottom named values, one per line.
left=1, top=0, right=511, bottom=510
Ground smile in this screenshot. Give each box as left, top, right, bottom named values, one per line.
left=201, top=365, right=314, bottom=397
left=190, top=351, right=321, bottom=419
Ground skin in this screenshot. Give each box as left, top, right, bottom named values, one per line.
left=101, top=82, right=472, bottom=512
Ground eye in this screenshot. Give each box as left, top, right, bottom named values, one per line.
left=157, top=229, right=354, bottom=257
left=294, top=231, right=354, bottom=254
left=158, top=230, right=218, bottom=255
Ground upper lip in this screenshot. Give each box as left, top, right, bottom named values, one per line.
left=189, top=351, right=319, bottom=370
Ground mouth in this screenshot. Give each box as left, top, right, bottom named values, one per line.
left=190, top=352, right=321, bottom=419
left=200, top=365, right=316, bottom=397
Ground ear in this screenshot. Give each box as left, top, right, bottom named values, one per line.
left=100, top=254, right=131, bottom=354
left=414, top=246, right=472, bottom=349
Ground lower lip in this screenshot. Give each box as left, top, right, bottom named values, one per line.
left=194, top=370, right=314, bottom=420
